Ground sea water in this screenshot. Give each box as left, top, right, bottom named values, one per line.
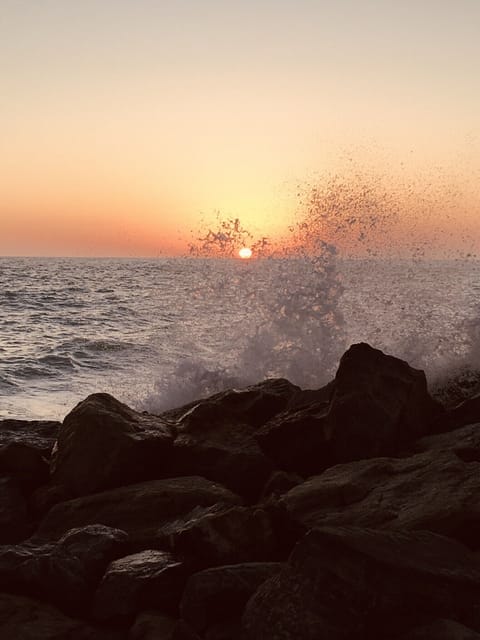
left=1, top=255, right=480, bottom=420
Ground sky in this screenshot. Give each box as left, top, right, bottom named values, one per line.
left=1, top=0, right=479, bottom=257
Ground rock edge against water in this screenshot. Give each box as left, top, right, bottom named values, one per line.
left=2, top=342, right=480, bottom=639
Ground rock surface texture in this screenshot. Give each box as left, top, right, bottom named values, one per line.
left=2, top=342, right=480, bottom=639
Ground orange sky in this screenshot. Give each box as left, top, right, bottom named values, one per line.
left=1, top=1, right=479, bottom=257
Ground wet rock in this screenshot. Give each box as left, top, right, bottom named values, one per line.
left=242, top=527, right=480, bottom=640
left=51, top=393, right=175, bottom=496
left=164, top=379, right=299, bottom=426
left=180, top=562, right=282, bottom=634
left=397, top=619, right=480, bottom=639
left=256, top=343, right=442, bottom=475
left=34, top=476, right=242, bottom=549
left=0, top=419, right=60, bottom=457
left=156, top=504, right=276, bottom=567
left=129, top=612, right=176, bottom=640
left=414, top=422, right=480, bottom=462
left=0, top=592, right=123, bottom=639
left=0, top=477, right=30, bottom=543
left=168, top=380, right=299, bottom=501
left=282, top=450, right=480, bottom=548
left=0, top=525, right=128, bottom=614
left=94, top=550, right=188, bottom=621
left=0, top=443, right=49, bottom=492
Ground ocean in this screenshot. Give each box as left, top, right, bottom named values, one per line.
left=1, top=255, right=480, bottom=421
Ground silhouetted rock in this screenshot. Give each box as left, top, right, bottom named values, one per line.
left=0, top=419, right=60, bottom=457
left=156, top=504, right=276, bottom=567
left=0, top=525, right=128, bottom=614
left=180, top=562, right=282, bottom=634
left=414, top=422, right=480, bottom=461
left=35, top=476, right=242, bottom=549
left=129, top=612, right=176, bottom=640
left=0, top=592, right=122, bottom=639
left=168, top=379, right=299, bottom=501
left=51, top=393, right=175, bottom=496
left=256, top=343, right=442, bottom=475
left=283, top=449, right=480, bottom=548
left=94, top=550, right=188, bottom=622
left=0, top=477, right=30, bottom=543
left=397, top=619, right=480, bottom=639
left=242, top=527, right=480, bottom=640
left=0, top=442, right=49, bottom=492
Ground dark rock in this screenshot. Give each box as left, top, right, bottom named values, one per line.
left=397, top=619, right=480, bottom=639
left=51, top=393, right=175, bottom=497
left=34, top=476, right=241, bottom=549
left=242, top=526, right=480, bottom=640
left=0, top=419, right=60, bottom=457
left=94, top=550, right=188, bottom=621
left=172, top=620, right=201, bottom=640
left=30, top=483, right=72, bottom=518
left=282, top=450, right=480, bottom=548
left=260, top=470, right=302, bottom=499
left=256, top=343, right=443, bottom=475
left=0, top=477, right=30, bottom=543
left=0, top=525, right=128, bottom=614
left=0, top=443, right=49, bottom=492
left=180, top=562, right=282, bottom=634
left=156, top=504, right=276, bottom=567
left=168, top=380, right=299, bottom=501
left=0, top=592, right=123, bottom=639
left=129, top=612, right=176, bottom=640
left=441, top=394, right=480, bottom=432
left=163, top=379, right=299, bottom=426
left=414, top=422, right=480, bottom=462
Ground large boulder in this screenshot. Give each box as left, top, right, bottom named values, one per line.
left=0, top=525, right=128, bottom=614
left=51, top=393, right=175, bottom=496
left=0, top=443, right=49, bottom=492
left=34, top=476, right=242, bottom=550
left=156, top=504, right=277, bottom=567
left=93, top=550, right=188, bottom=621
left=0, top=477, right=30, bottom=543
left=256, top=343, right=442, bottom=475
left=179, top=562, right=282, bottom=634
left=414, top=422, right=480, bottom=462
left=167, top=379, right=299, bottom=501
left=282, top=450, right=480, bottom=548
left=129, top=612, right=176, bottom=640
left=242, top=526, right=480, bottom=640
left=0, top=592, right=122, bottom=640
left=0, top=419, right=60, bottom=457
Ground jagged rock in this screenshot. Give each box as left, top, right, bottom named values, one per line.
left=0, top=525, right=128, bottom=614
left=0, top=419, right=60, bottom=457
left=168, top=380, right=299, bottom=501
left=51, top=393, right=175, bottom=496
left=129, top=612, right=176, bottom=640
left=94, top=550, right=188, bottom=621
left=180, top=562, right=282, bottom=634
left=414, top=422, right=480, bottom=461
left=0, top=592, right=122, bottom=639
left=0, top=443, right=49, bottom=492
left=282, top=450, right=480, bottom=548
left=397, top=619, right=480, bottom=639
left=256, top=343, right=442, bottom=475
left=260, top=470, right=302, bottom=499
left=34, top=477, right=242, bottom=549
left=156, top=504, right=276, bottom=567
left=242, top=527, right=480, bottom=640
left=0, top=477, right=30, bottom=543
left=163, top=379, right=299, bottom=425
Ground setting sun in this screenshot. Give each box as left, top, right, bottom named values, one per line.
left=238, top=247, right=253, bottom=259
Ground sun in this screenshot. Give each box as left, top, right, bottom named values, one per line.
left=238, top=247, right=253, bottom=259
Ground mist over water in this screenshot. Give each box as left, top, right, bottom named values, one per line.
left=1, top=167, right=479, bottom=420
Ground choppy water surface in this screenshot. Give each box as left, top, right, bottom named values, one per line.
left=1, top=255, right=479, bottom=420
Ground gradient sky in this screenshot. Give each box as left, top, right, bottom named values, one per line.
left=1, top=0, right=479, bottom=256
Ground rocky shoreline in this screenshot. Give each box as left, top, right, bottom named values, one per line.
left=2, top=342, right=480, bottom=639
